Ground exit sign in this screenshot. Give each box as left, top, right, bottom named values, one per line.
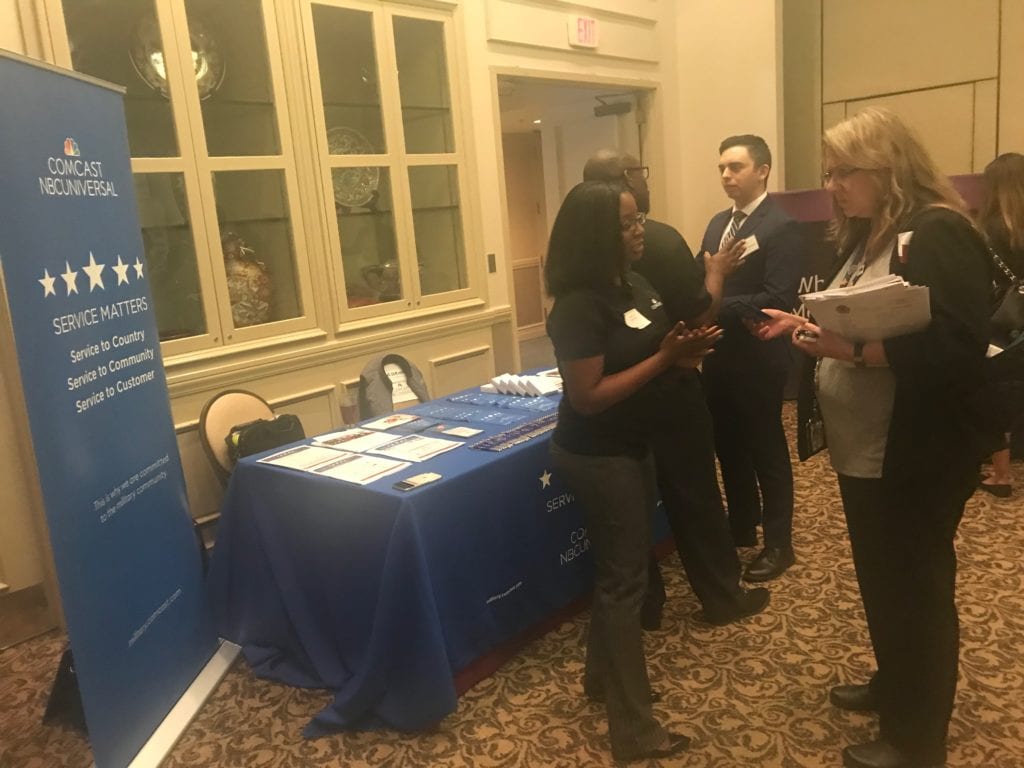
left=568, top=15, right=598, bottom=48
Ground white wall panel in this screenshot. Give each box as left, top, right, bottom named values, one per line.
left=974, top=79, right=998, bottom=171
left=0, top=0, right=25, bottom=54
left=429, top=345, right=494, bottom=395
left=823, top=0, right=998, bottom=103
left=999, top=0, right=1024, bottom=154
left=822, top=101, right=847, bottom=133
left=846, top=84, right=975, bottom=176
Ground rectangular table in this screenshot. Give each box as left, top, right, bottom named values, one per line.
left=206, top=391, right=600, bottom=735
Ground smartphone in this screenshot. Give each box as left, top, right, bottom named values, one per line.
left=393, top=472, right=442, bottom=491
left=795, top=328, right=819, bottom=340
left=735, top=299, right=771, bottom=322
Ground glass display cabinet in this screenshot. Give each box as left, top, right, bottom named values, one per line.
left=303, top=0, right=474, bottom=319
left=44, top=0, right=475, bottom=357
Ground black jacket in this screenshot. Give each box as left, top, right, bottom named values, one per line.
left=812, top=207, right=992, bottom=500
left=697, top=195, right=805, bottom=373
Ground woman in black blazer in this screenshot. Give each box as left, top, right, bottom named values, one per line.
left=977, top=152, right=1024, bottom=497
left=757, top=107, right=990, bottom=768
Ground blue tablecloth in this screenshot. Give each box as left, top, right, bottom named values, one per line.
left=207, top=393, right=597, bottom=735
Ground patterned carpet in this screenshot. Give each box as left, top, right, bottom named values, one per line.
left=3, top=411, right=1024, bottom=767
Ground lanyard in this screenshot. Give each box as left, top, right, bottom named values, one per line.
left=838, top=249, right=867, bottom=288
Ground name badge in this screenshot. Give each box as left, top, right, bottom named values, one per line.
left=623, top=308, right=651, bottom=329
left=897, top=231, right=914, bottom=263
left=739, top=234, right=760, bottom=259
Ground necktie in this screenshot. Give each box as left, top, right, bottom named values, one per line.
left=721, top=210, right=747, bottom=247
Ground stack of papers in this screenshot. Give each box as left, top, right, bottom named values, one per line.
left=258, top=444, right=410, bottom=485
left=481, top=373, right=562, bottom=397
left=801, top=275, right=930, bottom=342
left=313, top=428, right=462, bottom=461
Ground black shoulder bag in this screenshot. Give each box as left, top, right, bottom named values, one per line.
left=796, top=358, right=827, bottom=462
left=226, top=414, right=306, bottom=462
left=990, top=250, right=1024, bottom=349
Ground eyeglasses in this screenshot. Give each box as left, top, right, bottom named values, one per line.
left=623, top=166, right=649, bottom=181
left=822, top=166, right=863, bottom=186
left=620, top=211, right=646, bottom=231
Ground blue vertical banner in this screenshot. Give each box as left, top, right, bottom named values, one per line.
left=0, top=52, right=217, bottom=767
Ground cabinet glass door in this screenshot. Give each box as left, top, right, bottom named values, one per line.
left=184, top=0, right=281, bottom=157
left=312, top=5, right=386, bottom=155
left=134, top=173, right=206, bottom=339
left=334, top=168, right=402, bottom=308
left=61, top=0, right=210, bottom=343
left=393, top=16, right=454, bottom=154
left=211, top=170, right=302, bottom=328
left=408, top=165, right=466, bottom=295
left=62, top=0, right=179, bottom=158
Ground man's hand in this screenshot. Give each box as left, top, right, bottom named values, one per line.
left=703, top=237, right=747, bottom=279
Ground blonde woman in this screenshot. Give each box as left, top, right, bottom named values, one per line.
left=757, top=108, right=990, bottom=768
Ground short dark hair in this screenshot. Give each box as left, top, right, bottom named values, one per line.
left=544, top=181, right=627, bottom=298
left=719, top=134, right=772, bottom=169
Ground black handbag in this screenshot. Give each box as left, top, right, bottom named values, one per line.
left=226, top=414, right=305, bottom=462
left=796, top=359, right=827, bottom=462
left=990, top=250, right=1024, bottom=348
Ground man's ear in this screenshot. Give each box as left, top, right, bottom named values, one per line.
left=757, top=164, right=770, bottom=184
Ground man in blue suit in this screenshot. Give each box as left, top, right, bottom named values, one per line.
left=696, top=135, right=805, bottom=582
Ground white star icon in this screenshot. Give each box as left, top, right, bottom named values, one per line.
left=133, top=257, right=145, bottom=279
left=61, top=261, right=79, bottom=295
left=38, top=269, right=57, bottom=297
left=82, top=252, right=106, bottom=292
left=539, top=469, right=552, bottom=489
left=112, top=255, right=131, bottom=285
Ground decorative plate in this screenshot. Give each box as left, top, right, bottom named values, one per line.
left=327, top=126, right=380, bottom=208
left=129, top=14, right=226, bottom=101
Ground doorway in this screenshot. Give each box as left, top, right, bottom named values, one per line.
left=497, top=77, right=648, bottom=348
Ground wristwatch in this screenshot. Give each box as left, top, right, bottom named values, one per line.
left=852, top=341, right=866, bottom=368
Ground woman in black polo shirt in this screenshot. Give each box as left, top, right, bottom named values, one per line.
left=545, top=180, right=718, bottom=763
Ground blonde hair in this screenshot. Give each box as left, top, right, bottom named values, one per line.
left=979, top=152, right=1024, bottom=253
left=823, top=107, right=966, bottom=259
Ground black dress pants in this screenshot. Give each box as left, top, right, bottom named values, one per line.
left=837, top=470, right=975, bottom=764
left=704, top=362, right=794, bottom=549
left=550, top=441, right=667, bottom=759
left=647, top=375, right=746, bottom=616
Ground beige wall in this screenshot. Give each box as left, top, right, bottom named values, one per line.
left=0, top=0, right=26, bottom=54
left=666, top=0, right=784, bottom=246
left=782, top=0, right=821, bottom=191
left=1000, top=0, right=1024, bottom=155
left=785, top=0, right=1022, bottom=188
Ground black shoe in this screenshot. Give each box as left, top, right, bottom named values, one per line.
left=743, top=546, right=795, bottom=582
left=842, top=738, right=943, bottom=768
left=701, top=587, right=770, bottom=626
left=829, top=683, right=878, bottom=712
left=978, top=480, right=1012, bottom=498
left=614, top=732, right=691, bottom=764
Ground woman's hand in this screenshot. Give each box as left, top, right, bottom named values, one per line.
left=751, top=308, right=806, bottom=340
left=790, top=321, right=853, bottom=360
left=659, top=323, right=724, bottom=368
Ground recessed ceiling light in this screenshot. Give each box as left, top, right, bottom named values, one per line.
left=532, top=119, right=542, bottom=124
